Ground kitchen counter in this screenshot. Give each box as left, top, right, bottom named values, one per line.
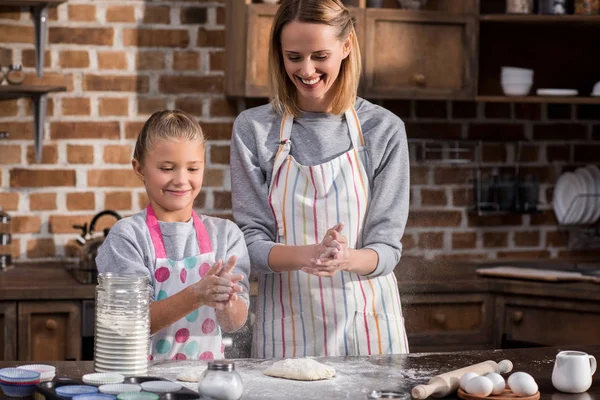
left=1, top=345, right=598, bottom=399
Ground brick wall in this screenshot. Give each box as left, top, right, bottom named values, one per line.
left=1, top=2, right=599, bottom=263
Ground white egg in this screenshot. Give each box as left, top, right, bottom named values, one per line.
left=465, top=376, right=494, bottom=397
left=460, top=372, right=480, bottom=391
left=485, top=372, right=506, bottom=395
left=508, top=372, right=538, bottom=397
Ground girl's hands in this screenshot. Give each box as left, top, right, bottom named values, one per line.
left=302, top=223, right=350, bottom=277
left=188, top=256, right=243, bottom=310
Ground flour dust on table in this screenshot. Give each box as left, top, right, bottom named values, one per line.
left=263, top=358, right=336, bottom=381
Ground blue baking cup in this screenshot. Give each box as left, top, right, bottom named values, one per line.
left=73, top=395, right=116, bottom=400
left=55, top=385, right=99, bottom=399
left=0, top=367, right=40, bottom=382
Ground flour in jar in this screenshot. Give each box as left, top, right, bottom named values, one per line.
left=263, top=358, right=336, bottom=381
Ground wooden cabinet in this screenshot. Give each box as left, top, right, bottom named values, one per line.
left=496, top=296, right=600, bottom=347
left=363, top=10, right=477, bottom=99
left=403, top=293, right=494, bottom=352
left=0, top=302, right=17, bottom=361
left=17, top=301, right=81, bottom=361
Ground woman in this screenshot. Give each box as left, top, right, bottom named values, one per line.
left=230, top=0, right=410, bottom=358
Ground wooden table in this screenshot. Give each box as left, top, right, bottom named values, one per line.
left=1, top=345, right=598, bottom=399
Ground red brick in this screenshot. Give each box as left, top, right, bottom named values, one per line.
left=410, top=167, right=429, bottom=185
left=88, top=170, right=141, bottom=187
left=421, top=189, right=447, bottom=206
left=10, top=169, right=75, bottom=187
left=216, top=7, right=225, bottom=25
left=468, top=124, right=525, bottom=141
left=547, top=145, right=570, bottom=163
left=67, top=145, right=94, bottom=164
left=401, top=234, right=416, bottom=250
left=50, top=27, right=114, bottom=46
left=405, top=122, right=462, bottom=139
left=27, top=238, right=56, bottom=258
left=11, top=238, right=20, bottom=259
left=418, top=232, right=444, bottom=249
left=514, top=231, right=540, bottom=247
left=407, top=211, right=462, bottom=228
left=0, top=25, right=34, bottom=43
left=574, top=144, right=600, bottom=163
left=12, top=215, right=41, bottom=233
left=433, top=167, right=474, bottom=185
left=481, top=144, right=506, bottom=163
left=22, top=49, right=51, bottom=69
left=210, top=145, right=230, bottom=164
left=175, top=98, right=203, bottom=115
left=67, top=192, right=95, bottom=211
left=106, top=5, right=135, bottom=23
left=213, top=191, right=231, bottom=210
left=0, top=7, right=21, bottom=20
left=452, top=232, right=477, bottom=249
left=452, top=188, right=473, bottom=207
left=138, top=192, right=149, bottom=209
left=52, top=122, right=120, bottom=140
left=143, top=6, right=170, bottom=24
left=68, top=4, right=96, bottom=21
left=193, top=192, right=206, bottom=209
left=98, top=51, right=128, bottom=70
left=546, top=231, right=568, bottom=247
left=62, top=98, right=91, bottom=116
left=0, top=145, right=22, bottom=164
left=484, top=103, right=510, bottom=119
left=436, top=253, right=490, bottom=262
left=26, top=144, right=58, bottom=164
left=104, top=144, right=132, bottom=164
left=483, top=232, right=508, bottom=248
left=180, top=7, right=207, bottom=24
left=496, top=250, right=551, bottom=259
left=0, top=122, right=32, bottom=140
left=0, top=100, right=18, bottom=117
left=105, top=192, right=132, bottom=210
left=415, top=100, right=447, bottom=119
left=0, top=193, right=19, bottom=211
left=159, top=76, right=223, bottom=94
left=136, top=52, right=165, bottom=70
left=24, top=98, right=54, bottom=117
left=210, top=51, right=225, bottom=71
left=29, top=193, right=56, bottom=211
left=50, top=214, right=119, bottom=234
left=210, top=98, right=236, bottom=118
left=23, top=73, right=73, bottom=91
left=99, top=98, right=129, bottom=116
left=173, top=51, right=199, bottom=70
left=138, top=98, right=168, bottom=116
left=468, top=213, right=522, bottom=227
left=126, top=122, right=145, bottom=139
left=203, top=169, right=224, bottom=188
left=533, top=124, right=586, bottom=141
left=201, top=122, right=233, bottom=140
left=84, top=75, right=149, bottom=93
left=123, top=29, right=189, bottom=48
left=514, top=103, right=541, bottom=120
left=197, top=28, right=225, bottom=47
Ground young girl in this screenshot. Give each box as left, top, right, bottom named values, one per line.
left=97, top=109, right=249, bottom=361
left=230, top=0, right=410, bottom=358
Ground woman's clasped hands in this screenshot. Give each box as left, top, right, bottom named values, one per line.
left=188, top=256, right=244, bottom=310
left=302, top=222, right=350, bottom=277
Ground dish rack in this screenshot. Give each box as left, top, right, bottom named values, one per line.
left=557, top=192, right=600, bottom=251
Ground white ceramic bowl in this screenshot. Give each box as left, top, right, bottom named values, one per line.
left=501, top=66, right=534, bottom=76
left=592, top=80, right=600, bottom=96
left=502, top=82, right=533, bottom=96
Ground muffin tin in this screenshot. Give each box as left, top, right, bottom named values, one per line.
left=36, top=376, right=201, bottom=399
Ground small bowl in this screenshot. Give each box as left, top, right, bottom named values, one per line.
left=0, top=368, right=40, bottom=383
left=0, top=382, right=37, bottom=398
left=501, top=66, right=534, bottom=76
left=17, top=364, right=56, bottom=382
left=502, top=82, right=533, bottom=96
left=56, top=385, right=99, bottom=399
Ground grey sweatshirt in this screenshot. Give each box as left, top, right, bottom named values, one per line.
left=230, top=97, right=409, bottom=277
left=96, top=210, right=250, bottom=305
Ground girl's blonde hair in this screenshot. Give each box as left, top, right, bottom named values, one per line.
left=133, top=109, right=206, bottom=164
left=268, top=0, right=361, bottom=117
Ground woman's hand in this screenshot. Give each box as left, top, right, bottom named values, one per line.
left=187, top=257, right=243, bottom=310
left=302, top=223, right=350, bottom=277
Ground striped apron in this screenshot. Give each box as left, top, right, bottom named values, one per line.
left=251, top=108, right=409, bottom=358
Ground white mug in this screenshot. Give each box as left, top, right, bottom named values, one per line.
left=552, top=351, right=597, bottom=393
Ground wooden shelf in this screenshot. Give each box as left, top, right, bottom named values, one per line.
left=0, top=85, right=66, bottom=163
left=480, top=14, right=600, bottom=24
left=477, top=95, right=600, bottom=104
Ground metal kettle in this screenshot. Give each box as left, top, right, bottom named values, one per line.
left=71, top=210, right=121, bottom=284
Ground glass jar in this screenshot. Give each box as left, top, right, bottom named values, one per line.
left=198, top=360, right=244, bottom=400
left=94, top=273, right=150, bottom=376
left=538, top=0, right=567, bottom=14
left=6, top=64, right=25, bottom=85
left=575, top=0, right=600, bottom=14
left=506, top=0, right=533, bottom=13
left=0, top=208, right=12, bottom=271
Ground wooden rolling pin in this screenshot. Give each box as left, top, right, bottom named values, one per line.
left=411, top=359, right=513, bottom=399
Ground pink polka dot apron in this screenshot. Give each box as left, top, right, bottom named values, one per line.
left=146, top=204, right=223, bottom=361
left=252, top=108, right=409, bottom=358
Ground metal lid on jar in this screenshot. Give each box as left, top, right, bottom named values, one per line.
left=207, top=360, right=235, bottom=371
left=367, top=391, right=410, bottom=399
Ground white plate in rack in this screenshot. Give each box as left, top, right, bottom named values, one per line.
left=537, top=88, right=578, bottom=96
left=587, top=164, right=600, bottom=224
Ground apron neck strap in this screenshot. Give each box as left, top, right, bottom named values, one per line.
left=146, top=204, right=213, bottom=259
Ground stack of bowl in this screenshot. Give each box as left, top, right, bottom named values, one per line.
left=17, top=364, right=56, bottom=382
left=0, top=368, right=41, bottom=398
left=501, top=67, right=534, bottom=96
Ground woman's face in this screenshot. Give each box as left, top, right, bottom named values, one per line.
left=280, top=20, right=351, bottom=113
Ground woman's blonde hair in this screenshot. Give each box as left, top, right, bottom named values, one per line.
left=268, top=0, right=361, bottom=117
left=133, top=109, right=206, bottom=164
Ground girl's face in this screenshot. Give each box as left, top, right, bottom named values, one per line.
left=133, top=138, right=205, bottom=222
left=280, top=20, right=351, bottom=113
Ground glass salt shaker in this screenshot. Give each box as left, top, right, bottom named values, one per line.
left=198, top=360, right=243, bottom=400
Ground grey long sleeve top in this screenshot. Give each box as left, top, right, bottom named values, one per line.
left=230, top=97, right=410, bottom=277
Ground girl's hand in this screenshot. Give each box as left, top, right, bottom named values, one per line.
left=215, top=256, right=244, bottom=310
left=187, top=258, right=241, bottom=309
left=303, top=223, right=350, bottom=277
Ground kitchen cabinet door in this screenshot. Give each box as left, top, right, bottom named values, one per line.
left=0, top=302, right=17, bottom=361
left=364, top=9, right=477, bottom=99
left=18, top=301, right=81, bottom=361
